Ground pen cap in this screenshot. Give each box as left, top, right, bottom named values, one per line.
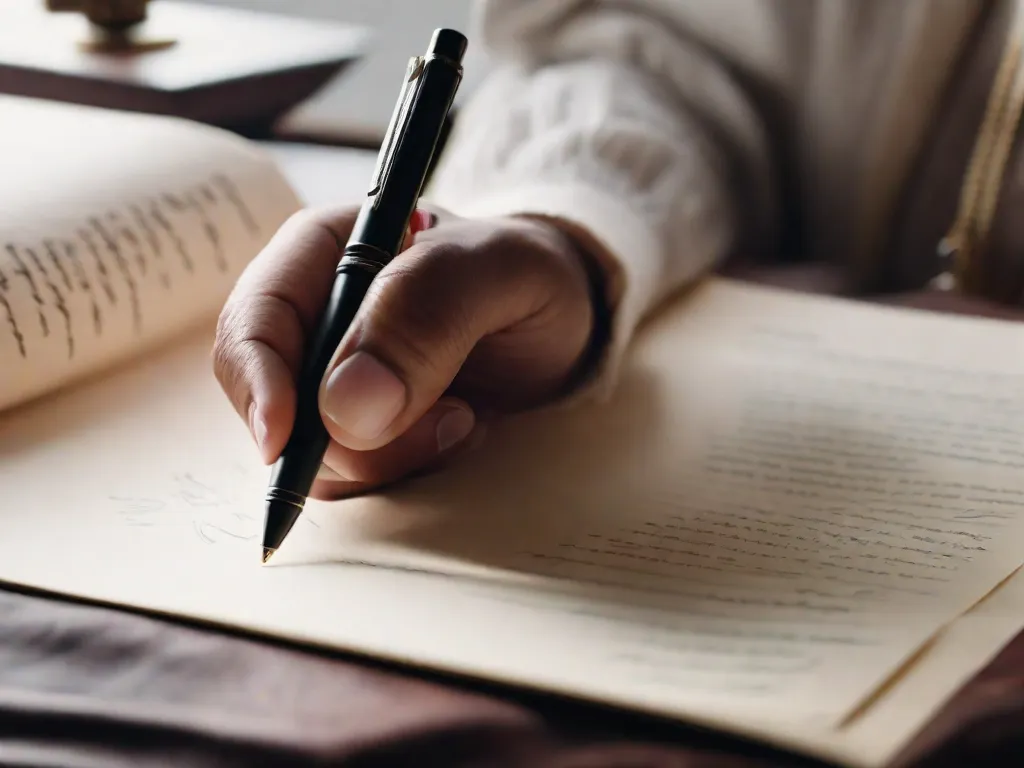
left=347, top=26, right=467, bottom=258
left=428, top=27, right=468, bottom=63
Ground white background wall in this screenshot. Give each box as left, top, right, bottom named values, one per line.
left=190, top=0, right=484, bottom=141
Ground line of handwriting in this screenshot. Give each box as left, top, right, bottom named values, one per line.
left=0, top=173, right=258, bottom=361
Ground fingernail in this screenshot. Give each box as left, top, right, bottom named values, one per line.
left=436, top=404, right=475, bottom=452
left=411, top=208, right=436, bottom=233
left=322, top=351, right=406, bottom=440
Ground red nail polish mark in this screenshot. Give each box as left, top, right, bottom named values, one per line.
left=410, top=208, right=436, bottom=235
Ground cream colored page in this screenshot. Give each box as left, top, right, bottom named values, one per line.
left=821, top=565, right=1024, bottom=767
left=2, top=280, right=1024, bottom=767
left=284, top=279, right=1024, bottom=725
left=0, top=95, right=301, bottom=412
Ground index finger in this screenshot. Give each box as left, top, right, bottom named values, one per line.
left=213, top=205, right=358, bottom=460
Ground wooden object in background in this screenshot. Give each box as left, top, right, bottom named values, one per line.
left=0, top=1, right=368, bottom=137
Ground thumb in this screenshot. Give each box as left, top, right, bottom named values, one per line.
left=316, top=225, right=557, bottom=452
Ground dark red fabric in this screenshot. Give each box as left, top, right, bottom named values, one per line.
left=1, top=582, right=1022, bottom=768
left=2, top=267, right=1023, bottom=768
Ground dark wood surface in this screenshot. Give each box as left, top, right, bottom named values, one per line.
left=0, top=1, right=368, bottom=136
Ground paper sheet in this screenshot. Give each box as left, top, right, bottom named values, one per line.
left=0, top=95, right=301, bottom=412
left=2, top=278, right=1024, bottom=766
left=831, top=563, right=1024, bottom=767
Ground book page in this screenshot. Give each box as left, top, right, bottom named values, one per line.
left=2, top=279, right=1024, bottom=767
left=822, top=564, right=1024, bottom=767
left=0, top=95, right=301, bottom=412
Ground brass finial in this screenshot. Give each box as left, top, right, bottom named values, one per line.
left=45, top=0, right=176, bottom=53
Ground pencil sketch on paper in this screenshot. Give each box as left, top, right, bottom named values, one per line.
left=107, top=468, right=320, bottom=545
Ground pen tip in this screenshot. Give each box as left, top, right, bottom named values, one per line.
left=262, top=496, right=304, bottom=562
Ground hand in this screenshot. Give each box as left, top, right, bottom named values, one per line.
left=213, top=204, right=600, bottom=499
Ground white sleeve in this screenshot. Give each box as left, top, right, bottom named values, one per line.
left=425, top=0, right=779, bottom=399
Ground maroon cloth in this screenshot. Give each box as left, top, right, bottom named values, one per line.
left=1, top=581, right=1023, bottom=768
left=2, top=267, right=1024, bottom=768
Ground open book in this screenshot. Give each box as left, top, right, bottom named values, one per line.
left=0, top=94, right=302, bottom=412
left=2, top=94, right=1024, bottom=768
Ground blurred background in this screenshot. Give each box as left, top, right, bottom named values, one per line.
left=190, top=0, right=487, bottom=143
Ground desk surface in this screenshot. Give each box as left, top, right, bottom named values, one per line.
left=0, top=2, right=366, bottom=91
left=0, top=3, right=366, bottom=134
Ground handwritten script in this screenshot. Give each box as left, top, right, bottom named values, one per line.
left=0, top=173, right=257, bottom=362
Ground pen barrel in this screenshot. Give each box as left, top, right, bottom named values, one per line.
left=267, top=265, right=378, bottom=498
left=347, top=47, right=464, bottom=259
left=265, top=28, right=467, bottom=518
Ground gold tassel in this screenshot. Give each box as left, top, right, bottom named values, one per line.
left=935, top=3, right=1024, bottom=292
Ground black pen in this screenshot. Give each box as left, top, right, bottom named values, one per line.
left=261, top=28, right=467, bottom=564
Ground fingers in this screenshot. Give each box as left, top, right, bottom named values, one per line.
left=213, top=205, right=359, bottom=462
left=307, top=396, right=480, bottom=500
left=213, top=205, right=437, bottom=464
left=215, top=200, right=588, bottom=502
left=316, top=219, right=565, bottom=453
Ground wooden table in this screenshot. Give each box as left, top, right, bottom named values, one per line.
left=0, top=1, right=367, bottom=136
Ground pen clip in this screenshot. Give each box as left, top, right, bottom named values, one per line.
left=368, top=56, right=425, bottom=207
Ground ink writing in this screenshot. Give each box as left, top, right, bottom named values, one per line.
left=108, top=467, right=319, bottom=547
left=0, top=172, right=260, bottom=364
left=0, top=266, right=25, bottom=357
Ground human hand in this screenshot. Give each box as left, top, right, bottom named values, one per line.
left=213, top=204, right=601, bottom=499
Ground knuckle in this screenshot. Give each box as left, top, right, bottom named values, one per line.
left=211, top=291, right=303, bottom=410
left=233, top=289, right=304, bottom=350
left=494, top=222, right=566, bottom=279
left=454, top=219, right=563, bottom=296
left=270, top=207, right=347, bottom=268
left=211, top=335, right=253, bottom=407
left=281, top=209, right=341, bottom=260
left=368, top=304, right=444, bottom=376
left=363, top=250, right=471, bottom=372
left=212, top=300, right=243, bottom=388
left=211, top=343, right=250, bottom=417
left=271, top=209, right=326, bottom=257
left=281, top=206, right=317, bottom=232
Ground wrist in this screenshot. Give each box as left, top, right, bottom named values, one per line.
left=512, top=214, right=618, bottom=397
